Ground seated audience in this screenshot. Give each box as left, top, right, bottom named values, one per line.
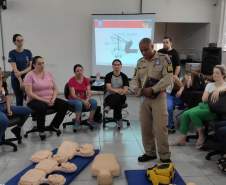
left=0, top=66, right=31, bottom=142
left=174, top=65, right=226, bottom=148
left=104, top=59, right=129, bottom=128
left=68, top=64, right=97, bottom=129
left=24, top=56, right=68, bottom=139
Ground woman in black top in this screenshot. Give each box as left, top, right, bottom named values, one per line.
left=104, top=59, right=129, bottom=128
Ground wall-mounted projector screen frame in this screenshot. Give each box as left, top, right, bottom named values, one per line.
left=92, top=13, right=155, bottom=78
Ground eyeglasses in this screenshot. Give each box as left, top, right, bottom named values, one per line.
left=113, top=64, right=121, bottom=66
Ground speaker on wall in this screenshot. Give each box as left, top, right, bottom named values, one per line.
left=201, top=47, right=222, bottom=75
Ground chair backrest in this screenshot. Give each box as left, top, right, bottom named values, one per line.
left=64, top=83, right=70, bottom=99
left=208, top=92, right=226, bottom=119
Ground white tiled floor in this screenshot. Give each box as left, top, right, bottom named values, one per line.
left=0, top=96, right=225, bottom=185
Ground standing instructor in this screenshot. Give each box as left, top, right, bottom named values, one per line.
left=133, top=38, right=173, bottom=163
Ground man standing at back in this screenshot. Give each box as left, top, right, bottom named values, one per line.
left=133, top=38, right=173, bottom=163
left=159, top=36, right=181, bottom=133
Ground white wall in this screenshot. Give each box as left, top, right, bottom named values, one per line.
left=143, top=0, right=219, bottom=42
left=154, top=23, right=210, bottom=60
left=0, top=0, right=221, bottom=90
left=1, top=0, right=140, bottom=90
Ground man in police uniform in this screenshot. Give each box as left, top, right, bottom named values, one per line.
left=133, top=38, right=173, bottom=163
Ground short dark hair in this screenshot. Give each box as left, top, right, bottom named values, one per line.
left=112, top=59, right=122, bottom=65
left=12, top=34, right=22, bottom=43
left=73, top=64, right=83, bottom=72
left=32, top=56, right=43, bottom=70
left=139, top=38, right=152, bottom=45
left=163, top=36, right=172, bottom=42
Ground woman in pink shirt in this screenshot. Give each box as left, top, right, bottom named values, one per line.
left=24, top=56, right=68, bottom=140
left=68, top=64, right=97, bottom=129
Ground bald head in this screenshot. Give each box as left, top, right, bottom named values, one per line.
left=139, top=38, right=154, bottom=60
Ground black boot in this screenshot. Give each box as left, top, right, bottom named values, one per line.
left=138, top=154, right=157, bottom=162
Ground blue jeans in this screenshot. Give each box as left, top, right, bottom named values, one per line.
left=167, top=93, right=184, bottom=129
left=0, top=104, right=31, bottom=142
left=68, top=99, right=97, bottom=113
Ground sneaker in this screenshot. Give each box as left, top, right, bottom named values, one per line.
left=160, top=158, right=172, bottom=163
left=116, top=119, right=123, bottom=129
left=104, top=106, right=110, bottom=114
left=138, top=154, right=157, bottom=162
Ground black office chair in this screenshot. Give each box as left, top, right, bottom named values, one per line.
left=103, top=102, right=130, bottom=130
left=103, top=83, right=130, bottom=129
left=0, top=116, right=23, bottom=152
left=24, top=108, right=62, bottom=141
left=62, top=83, right=94, bottom=132
left=205, top=92, right=226, bottom=160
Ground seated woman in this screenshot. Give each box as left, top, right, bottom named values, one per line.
left=68, top=64, right=97, bottom=129
left=174, top=65, right=226, bottom=148
left=0, top=66, right=31, bottom=143
left=104, top=59, right=129, bottom=128
left=24, top=56, right=68, bottom=140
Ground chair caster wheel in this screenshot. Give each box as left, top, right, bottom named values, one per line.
left=40, top=135, right=46, bottom=141
left=13, top=147, right=17, bottom=152
left=73, top=129, right=77, bottom=133
left=205, top=155, right=211, bottom=160
left=18, top=140, right=22, bottom=144
left=57, top=132, right=61, bottom=137
left=127, top=122, right=130, bottom=126
left=24, top=134, right=28, bottom=138
left=56, top=130, right=61, bottom=136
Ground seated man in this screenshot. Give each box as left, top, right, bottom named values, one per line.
left=68, top=64, right=97, bottom=130
left=0, top=66, right=31, bottom=142
left=104, top=59, right=129, bottom=128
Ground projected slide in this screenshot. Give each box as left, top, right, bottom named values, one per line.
left=94, top=20, right=153, bottom=67
left=92, top=15, right=155, bottom=77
